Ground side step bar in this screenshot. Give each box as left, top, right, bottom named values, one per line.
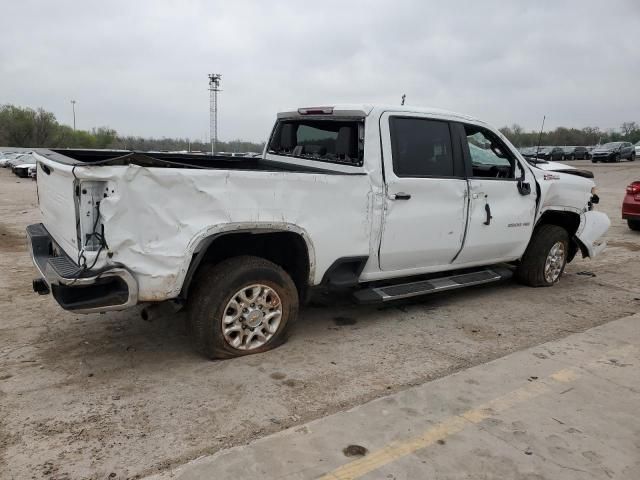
left=353, top=267, right=513, bottom=303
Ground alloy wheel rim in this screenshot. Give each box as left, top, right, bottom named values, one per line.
left=221, top=284, right=283, bottom=350
left=544, top=242, right=565, bottom=283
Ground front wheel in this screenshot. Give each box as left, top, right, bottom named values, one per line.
left=629, top=219, right=640, bottom=231
left=189, top=256, right=299, bottom=359
left=631, top=153, right=636, bottom=162
left=516, top=225, right=569, bottom=287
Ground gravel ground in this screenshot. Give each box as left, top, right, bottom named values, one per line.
left=1, top=160, right=639, bottom=479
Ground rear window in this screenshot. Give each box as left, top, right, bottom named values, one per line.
left=268, top=120, right=363, bottom=165
left=389, top=117, right=455, bottom=177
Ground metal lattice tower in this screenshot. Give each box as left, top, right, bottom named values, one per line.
left=208, top=74, right=222, bottom=155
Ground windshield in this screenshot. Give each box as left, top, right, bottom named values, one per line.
left=601, top=142, right=622, bottom=148
left=538, top=147, right=552, bottom=153
left=268, top=119, right=363, bottom=165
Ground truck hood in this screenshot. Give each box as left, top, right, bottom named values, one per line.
left=529, top=160, right=594, bottom=179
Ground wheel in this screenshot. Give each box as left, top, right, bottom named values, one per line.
left=561, top=155, right=565, bottom=161
left=631, top=153, right=636, bottom=162
left=629, top=219, right=640, bottom=231
left=189, top=255, right=299, bottom=359
left=591, top=158, right=598, bottom=163
left=516, top=225, right=569, bottom=287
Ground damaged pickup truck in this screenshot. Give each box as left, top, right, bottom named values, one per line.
left=27, top=104, right=609, bottom=359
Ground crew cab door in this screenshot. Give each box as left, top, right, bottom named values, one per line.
left=378, top=113, right=468, bottom=272
left=453, top=122, right=537, bottom=265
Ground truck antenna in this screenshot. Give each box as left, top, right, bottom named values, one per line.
left=401, top=94, right=406, bottom=106
left=535, top=115, right=546, bottom=160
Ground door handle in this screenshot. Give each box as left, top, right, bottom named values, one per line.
left=484, top=203, right=492, bottom=225
left=394, top=192, right=412, bottom=200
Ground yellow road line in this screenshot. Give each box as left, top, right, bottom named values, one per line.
left=319, top=345, right=636, bottom=480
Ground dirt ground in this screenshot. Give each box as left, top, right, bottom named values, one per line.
left=1, top=160, right=639, bottom=480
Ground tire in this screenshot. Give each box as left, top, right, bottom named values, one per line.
left=516, top=225, right=570, bottom=287
left=629, top=219, right=640, bottom=231
left=591, top=158, right=598, bottom=163
left=189, top=255, right=299, bottom=359
left=631, top=153, right=636, bottom=162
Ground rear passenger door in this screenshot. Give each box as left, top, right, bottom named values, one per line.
left=453, top=123, right=537, bottom=265
left=378, top=113, right=468, bottom=273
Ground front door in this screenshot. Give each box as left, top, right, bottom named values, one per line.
left=378, top=113, right=468, bottom=273
left=453, top=123, right=537, bottom=265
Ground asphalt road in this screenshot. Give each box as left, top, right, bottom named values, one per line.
left=1, top=159, right=639, bottom=479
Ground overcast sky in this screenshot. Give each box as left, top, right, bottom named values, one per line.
left=2, top=0, right=639, bottom=142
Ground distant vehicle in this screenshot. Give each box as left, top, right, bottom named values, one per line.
left=635, top=141, right=640, bottom=157
left=623, top=181, right=640, bottom=231
left=535, top=146, right=565, bottom=161
left=572, top=146, right=591, bottom=160
left=519, top=147, right=537, bottom=158
left=13, top=163, right=37, bottom=178
left=562, top=146, right=578, bottom=160
left=562, top=146, right=590, bottom=160
left=591, top=142, right=636, bottom=163
left=0, top=153, right=22, bottom=168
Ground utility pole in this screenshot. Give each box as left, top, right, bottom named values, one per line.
left=71, top=100, right=77, bottom=131
left=208, top=74, right=222, bottom=155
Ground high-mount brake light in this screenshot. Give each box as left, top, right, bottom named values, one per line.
left=297, top=107, right=334, bottom=115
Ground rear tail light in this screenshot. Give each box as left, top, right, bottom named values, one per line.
left=76, top=180, right=108, bottom=251
left=626, top=182, right=640, bottom=194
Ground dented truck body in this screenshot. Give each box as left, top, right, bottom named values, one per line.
left=27, top=104, right=609, bottom=357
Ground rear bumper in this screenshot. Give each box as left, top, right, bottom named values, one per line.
left=26, top=223, right=138, bottom=313
left=622, top=196, right=640, bottom=219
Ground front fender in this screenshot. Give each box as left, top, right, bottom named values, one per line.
left=575, top=211, right=610, bottom=258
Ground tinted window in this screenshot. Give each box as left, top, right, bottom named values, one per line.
left=390, top=117, right=454, bottom=177
left=268, top=119, right=362, bottom=165
left=463, top=125, right=515, bottom=179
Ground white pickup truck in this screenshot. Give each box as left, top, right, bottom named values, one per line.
left=27, top=104, right=609, bottom=359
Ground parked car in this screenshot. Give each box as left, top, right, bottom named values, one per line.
left=0, top=153, right=22, bottom=168
left=573, top=146, right=591, bottom=160
left=13, top=163, right=37, bottom=178
left=26, top=104, right=610, bottom=359
left=519, top=147, right=538, bottom=158
left=535, top=146, right=565, bottom=161
left=562, top=146, right=590, bottom=160
left=591, top=142, right=636, bottom=163
left=623, top=181, right=640, bottom=231
left=562, top=146, right=577, bottom=160
left=634, top=141, right=640, bottom=157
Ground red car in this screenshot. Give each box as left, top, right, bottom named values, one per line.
left=623, top=181, right=640, bottom=231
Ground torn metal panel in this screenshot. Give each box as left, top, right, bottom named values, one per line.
left=575, top=211, right=610, bottom=257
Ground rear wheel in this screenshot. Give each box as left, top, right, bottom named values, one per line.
left=189, top=256, right=299, bottom=359
left=516, top=225, right=569, bottom=287
left=628, top=219, right=640, bottom=231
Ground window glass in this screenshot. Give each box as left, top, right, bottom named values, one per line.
left=390, top=117, right=454, bottom=177
left=464, top=126, right=515, bottom=179
left=268, top=120, right=362, bottom=165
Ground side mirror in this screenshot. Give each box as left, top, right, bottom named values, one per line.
left=518, top=180, right=531, bottom=196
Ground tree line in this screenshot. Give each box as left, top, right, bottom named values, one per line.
left=1, top=103, right=638, bottom=152
left=0, top=104, right=265, bottom=153
left=499, top=122, right=640, bottom=148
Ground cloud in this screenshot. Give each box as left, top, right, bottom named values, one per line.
left=1, top=0, right=639, bottom=141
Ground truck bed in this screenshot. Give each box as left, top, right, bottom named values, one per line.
left=37, top=149, right=359, bottom=175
